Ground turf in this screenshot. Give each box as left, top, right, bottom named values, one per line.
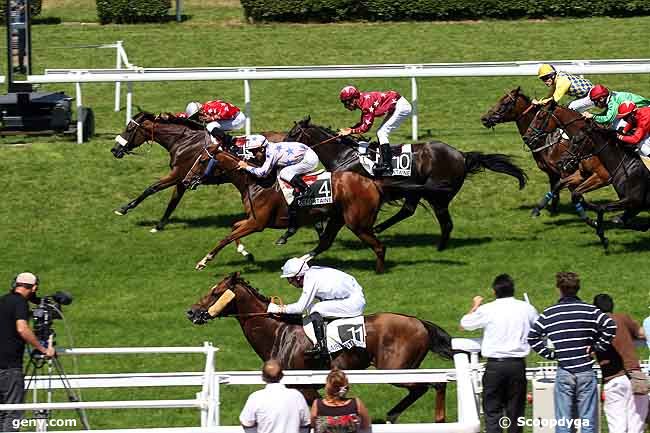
left=2, top=1, right=650, bottom=430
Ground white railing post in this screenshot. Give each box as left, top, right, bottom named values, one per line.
left=75, top=81, right=83, bottom=144
left=114, top=41, right=122, bottom=112
left=202, top=342, right=217, bottom=427
left=176, top=0, right=183, bottom=22
left=126, top=82, right=133, bottom=124
left=410, top=74, right=418, bottom=141
left=243, top=78, right=251, bottom=135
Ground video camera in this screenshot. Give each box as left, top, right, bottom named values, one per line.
left=32, top=291, right=73, bottom=346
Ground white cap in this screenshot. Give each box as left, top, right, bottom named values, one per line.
left=185, top=101, right=202, bottom=118
left=245, top=134, right=268, bottom=150
left=280, top=257, right=310, bottom=278
left=15, top=272, right=38, bottom=286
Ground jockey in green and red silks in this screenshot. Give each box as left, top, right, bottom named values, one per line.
left=338, top=85, right=412, bottom=177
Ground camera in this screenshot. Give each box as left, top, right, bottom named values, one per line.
left=32, top=291, right=73, bottom=348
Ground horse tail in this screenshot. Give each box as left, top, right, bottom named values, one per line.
left=420, top=319, right=453, bottom=360
left=463, top=152, right=527, bottom=190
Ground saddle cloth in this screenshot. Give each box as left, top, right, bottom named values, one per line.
left=279, top=170, right=333, bottom=206
left=359, top=143, right=412, bottom=177
left=303, top=316, right=367, bottom=354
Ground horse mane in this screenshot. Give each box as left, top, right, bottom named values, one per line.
left=299, top=116, right=369, bottom=146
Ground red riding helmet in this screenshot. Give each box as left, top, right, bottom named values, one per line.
left=616, top=101, right=637, bottom=119
left=589, top=84, right=609, bottom=101
left=339, top=85, right=360, bottom=102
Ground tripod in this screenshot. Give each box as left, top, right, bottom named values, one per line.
left=24, top=349, right=90, bottom=431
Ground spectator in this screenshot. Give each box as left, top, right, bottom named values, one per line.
left=239, top=359, right=310, bottom=433
left=0, top=273, right=55, bottom=432
left=460, top=274, right=538, bottom=433
left=311, top=368, right=371, bottom=433
left=528, top=272, right=617, bottom=433
left=593, top=294, right=648, bottom=433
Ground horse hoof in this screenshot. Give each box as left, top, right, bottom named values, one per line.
left=531, top=208, right=541, bottom=218
left=114, top=209, right=127, bottom=216
left=611, top=216, right=624, bottom=226
left=195, top=260, right=207, bottom=271
left=275, top=237, right=287, bottom=246
left=150, top=227, right=159, bottom=233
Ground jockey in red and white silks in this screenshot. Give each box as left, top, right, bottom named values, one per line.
left=181, top=100, right=246, bottom=132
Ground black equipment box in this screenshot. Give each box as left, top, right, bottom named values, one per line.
left=0, top=91, right=73, bottom=133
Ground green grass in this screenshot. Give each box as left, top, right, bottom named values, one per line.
left=2, top=4, right=650, bottom=430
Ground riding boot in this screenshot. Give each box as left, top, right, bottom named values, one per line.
left=209, top=127, right=233, bottom=147
left=276, top=175, right=309, bottom=245
left=373, top=143, right=393, bottom=177
left=201, top=158, right=218, bottom=182
left=304, top=313, right=329, bottom=363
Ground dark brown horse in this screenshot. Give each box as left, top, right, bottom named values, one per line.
left=187, top=272, right=452, bottom=423
left=188, top=145, right=428, bottom=273
left=286, top=116, right=527, bottom=251
left=481, top=88, right=610, bottom=220
left=111, top=111, right=285, bottom=233
left=524, top=102, right=649, bottom=248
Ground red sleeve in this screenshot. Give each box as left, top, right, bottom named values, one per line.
left=619, top=125, right=648, bottom=144
left=351, top=112, right=375, bottom=134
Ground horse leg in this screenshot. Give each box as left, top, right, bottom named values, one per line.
left=306, top=217, right=345, bottom=258
left=386, top=385, right=429, bottom=424
left=351, top=230, right=386, bottom=274
left=532, top=172, right=579, bottom=217
left=115, top=170, right=181, bottom=216
left=152, top=183, right=186, bottom=232
left=196, top=218, right=262, bottom=270
left=373, top=195, right=419, bottom=234
left=568, top=172, right=612, bottom=227
left=434, top=382, right=447, bottom=423
left=425, top=195, right=453, bottom=251
left=548, top=172, right=561, bottom=215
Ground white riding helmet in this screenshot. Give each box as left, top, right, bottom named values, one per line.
left=245, top=134, right=268, bottom=150
left=185, top=101, right=202, bottom=118
left=280, top=257, right=310, bottom=278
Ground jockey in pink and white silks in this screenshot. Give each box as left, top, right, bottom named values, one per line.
left=237, top=141, right=320, bottom=245
left=267, top=257, right=367, bottom=361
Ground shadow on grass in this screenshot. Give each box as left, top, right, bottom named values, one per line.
left=136, top=214, right=245, bottom=229
left=226, top=255, right=467, bottom=274
left=336, top=233, right=492, bottom=250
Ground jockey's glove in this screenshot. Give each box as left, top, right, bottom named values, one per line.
left=582, top=112, right=594, bottom=119
left=267, top=303, right=283, bottom=314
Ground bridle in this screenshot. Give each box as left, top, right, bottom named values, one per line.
left=117, top=117, right=155, bottom=155
left=486, top=91, right=535, bottom=125
left=203, top=279, right=283, bottom=319
left=525, top=104, right=584, bottom=152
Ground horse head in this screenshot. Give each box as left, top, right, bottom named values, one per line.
left=522, top=101, right=561, bottom=149
left=181, top=146, right=242, bottom=189
left=481, top=87, right=532, bottom=128
left=111, top=112, right=158, bottom=158
left=187, top=272, right=270, bottom=324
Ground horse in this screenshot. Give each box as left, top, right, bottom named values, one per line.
left=187, top=272, right=453, bottom=423
left=481, top=88, right=611, bottom=220
left=187, top=145, right=431, bottom=273
left=111, top=111, right=261, bottom=260
left=523, top=101, right=650, bottom=248
left=285, top=116, right=528, bottom=251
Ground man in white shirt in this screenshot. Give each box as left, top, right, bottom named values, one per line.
left=239, top=359, right=310, bottom=433
left=266, top=257, right=366, bottom=362
left=460, top=274, right=538, bottom=433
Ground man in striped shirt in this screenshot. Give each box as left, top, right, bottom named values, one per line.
left=528, top=272, right=617, bottom=433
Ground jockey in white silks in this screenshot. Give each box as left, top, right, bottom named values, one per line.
left=267, top=257, right=367, bottom=360
left=237, top=141, right=320, bottom=245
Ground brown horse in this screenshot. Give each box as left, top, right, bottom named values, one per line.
left=188, top=145, right=430, bottom=273
left=187, top=272, right=452, bottom=423
left=286, top=116, right=528, bottom=251
left=111, top=111, right=285, bottom=233
left=524, top=101, right=649, bottom=248
left=481, top=88, right=611, bottom=221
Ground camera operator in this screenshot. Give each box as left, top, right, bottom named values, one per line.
left=0, top=272, right=55, bottom=432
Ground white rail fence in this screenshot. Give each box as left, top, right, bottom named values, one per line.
left=0, top=338, right=482, bottom=433
left=23, top=55, right=650, bottom=143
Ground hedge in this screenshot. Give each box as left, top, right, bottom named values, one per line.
left=0, top=0, right=42, bottom=23
left=240, top=0, right=650, bottom=22
left=96, top=0, right=171, bottom=24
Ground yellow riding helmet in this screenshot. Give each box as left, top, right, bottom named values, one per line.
left=537, top=64, right=556, bottom=78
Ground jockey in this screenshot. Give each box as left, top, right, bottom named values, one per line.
left=582, top=84, right=650, bottom=131
left=237, top=140, right=320, bottom=245
left=178, top=99, right=246, bottom=183
left=337, top=85, right=412, bottom=177
left=533, top=64, right=594, bottom=112
left=267, top=257, right=367, bottom=361
left=615, top=101, right=650, bottom=157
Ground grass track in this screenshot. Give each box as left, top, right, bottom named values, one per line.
left=2, top=2, right=650, bottom=429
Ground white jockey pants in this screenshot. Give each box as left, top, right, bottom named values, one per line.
left=278, top=148, right=319, bottom=183
left=637, top=134, right=650, bottom=157
left=206, top=111, right=247, bottom=132
left=309, top=293, right=366, bottom=319
left=603, top=375, right=646, bottom=433
left=568, top=96, right=595, bottom=113
left=377, top=97, right=412, bottom=145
